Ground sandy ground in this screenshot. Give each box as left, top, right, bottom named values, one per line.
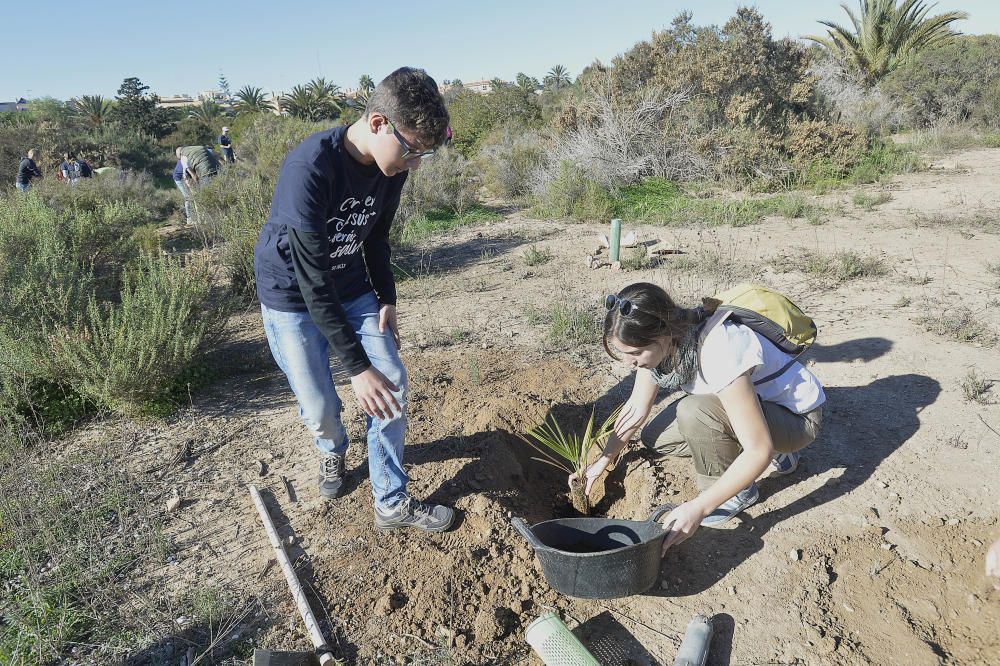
left=76, top=148, right=1000, bottom=665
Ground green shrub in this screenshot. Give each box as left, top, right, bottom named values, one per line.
left=531, top=161, right=614, bottom=221
left=477, top=126, right=547, bottom=199
left=395, top=148, right=481, bottom=239
left=0, top=195, right=226, bottom=422
left=883, top=34, right=1000, bottom=128
left=30, top=170, right=177, bottom=226
left=215, top=176, right=273, bottom=301
left=48, top=255, right=227, bottom=415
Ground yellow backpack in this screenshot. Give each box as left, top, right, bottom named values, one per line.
left=707, top=283, right=818, bottom=385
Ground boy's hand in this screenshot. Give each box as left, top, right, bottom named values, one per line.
left=379, top=304, right=400, bottom=349
left=350, top=367, right=401, bottom=420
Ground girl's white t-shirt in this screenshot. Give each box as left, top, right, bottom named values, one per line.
left=680, top=318, right=825, bottom=414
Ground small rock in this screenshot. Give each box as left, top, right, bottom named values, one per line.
left=789, top=549, right=802, bottom=561
left=727, top=586, right=737, bottom=596
left=945, top=518, right=960, bottom=526
left=166, top=496, right=182, bottom=513
left=880, top=542, right=895, bottom=550
left=258, top=459, right=267, bottom=476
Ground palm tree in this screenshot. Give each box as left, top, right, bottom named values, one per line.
left=807, top=0, right=968, bottom=86
left=545, top=65, right=572, bottom=92
left=234, top=85, right=272, bottom=114
left=307, top=77, right=343, bottom=116
left=72, top=94, right=111, bottom=127
left=189, top=100, right=224, bottom=125
left=356, top=74, right=375, bottom=107
left=282, top=85, right=316, bottom=120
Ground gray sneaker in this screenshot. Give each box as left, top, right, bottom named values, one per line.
left=374, top=497, right=455, bottom=533
left=318, top=453, right=345, bottom=499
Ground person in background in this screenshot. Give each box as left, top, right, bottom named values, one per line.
left=179, top=145, right=220, bottom=186
left=16, top=149, right=43, bottom=192
left=60, top=152, right=83, bottom=184
left=219, top=126, right=235, bottom=163
left=172, top=147, right=194, bottom=225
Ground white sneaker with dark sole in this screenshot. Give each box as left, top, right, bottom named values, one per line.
left=770, top=452, right=800, bottom=476
left=700, top=483, right=759, bottom=527
left=374, top=497, right=455, bottom=533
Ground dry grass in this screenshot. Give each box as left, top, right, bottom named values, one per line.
left=960, top=370, right=993, bottom=404
left=772, top=249, right=891, bottom=283
left=915, top=305, right=998, bottom=347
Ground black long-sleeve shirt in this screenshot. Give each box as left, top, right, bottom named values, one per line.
left=16, top=158, right=42, bottom=185
left=253, top=126, right=406, bottom=375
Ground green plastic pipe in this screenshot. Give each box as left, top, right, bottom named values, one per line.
left=609, top=218, right=622, bottom=262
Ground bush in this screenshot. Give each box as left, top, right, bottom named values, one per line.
left=477, top=126, right=547, bottom=199
left=787, top=119, right=867, bottom=170
left=811, top=56, right=903, bottom=135
left=447, top=85, right=542, bottom=156
left=49, top=255, right=226, bottom=415
left=30, top=170, right=177, bottom=226
left=0, top=195, right=227, bottom=424
left=535, top=75, right=707, bottom=192
left=215, top=175, right=274, bottom=301
left=530, top=161, right=614, bottom=222
left=883, top=34, right=1000, bottom=128
left=394, top=147, right=480, bottom=239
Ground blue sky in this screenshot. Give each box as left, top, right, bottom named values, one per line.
left=7, top=0, right=999, bottom=101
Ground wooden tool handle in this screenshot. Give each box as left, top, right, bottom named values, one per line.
left=249, top=484, right=336, bottom=665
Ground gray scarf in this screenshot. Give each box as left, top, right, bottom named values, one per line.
left=649, top=324, right=702, bottom=392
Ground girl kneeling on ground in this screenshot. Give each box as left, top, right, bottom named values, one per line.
left=574, top=282, right=825, bottom=552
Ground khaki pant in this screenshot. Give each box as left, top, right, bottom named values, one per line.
left=641, top=394, right=823, bottom=491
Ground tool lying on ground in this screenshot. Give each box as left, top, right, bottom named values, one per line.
left=249, top=484, right=337, bottom=666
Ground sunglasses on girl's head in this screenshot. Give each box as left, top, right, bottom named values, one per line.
left=605, top=294, right=640, bottom=316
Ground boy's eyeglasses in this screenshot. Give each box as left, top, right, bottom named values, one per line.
left=605, top=294, right=640, bottom=316
left=386, top=119, right=438, bottom=159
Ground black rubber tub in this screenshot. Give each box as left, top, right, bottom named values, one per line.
left=511, top=503, right=675, bottom=599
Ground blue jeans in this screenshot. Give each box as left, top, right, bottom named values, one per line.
left=261, top=291, right=409, bottom=509
left=15, top=182, right=29, bottom=192
left=173, top=179, right=193, bottom=221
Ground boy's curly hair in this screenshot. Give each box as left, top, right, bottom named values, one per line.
left=366, top=67, right=450, bottom=149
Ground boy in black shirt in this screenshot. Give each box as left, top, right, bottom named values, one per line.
left=16, top=149, right=43, bottom=192
left=254, top=67, right=454, bottom=532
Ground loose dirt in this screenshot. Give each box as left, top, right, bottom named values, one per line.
left=73, top=149, right=1000, bottom=664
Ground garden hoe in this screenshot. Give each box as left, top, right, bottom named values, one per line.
left=249, top=484, right=337, bottom=666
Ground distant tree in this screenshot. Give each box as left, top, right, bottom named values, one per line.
left=282, top=79, right=343, bottom=121
left=544, top=65, right=572, bottom=91
left=234, top=85, right=273, bottom=114
left=516, top=72, right=541, bottom=94
left=807, top=0, right=969, bottom=86
left=218, top=71, right=232, bottom=99
left=189, top=100, right=224, bottom=126
left=355, top=74, right=375, bottom=108
left=72, top=94, right=111, bottom=128
left=109, top=77, right=173, bottom=137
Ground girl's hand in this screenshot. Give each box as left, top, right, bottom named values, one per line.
left=569, top=456, right=613, bottom=496
left=660, top=501, right=709, bottom=555
left=613, top=399, right=650, bottom=439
